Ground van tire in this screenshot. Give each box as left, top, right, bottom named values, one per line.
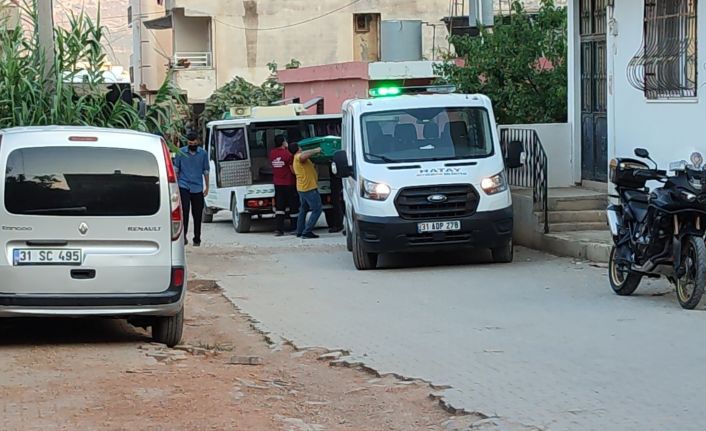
left=203, top=208, right=214, bottom=224
left=491, top=239, right=514, bottom=263
left=231, top=201, right=251, bottom=233
left=152, top=307, right=184, bottom=347
left=353, top=230, right=378, bottom=270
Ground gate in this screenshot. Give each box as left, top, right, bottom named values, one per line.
left=580, top=0, right=608, bottom=182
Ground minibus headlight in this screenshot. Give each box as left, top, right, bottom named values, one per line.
left=361, top=178, right=391, bottom=201
left=481, top=172, right=508, bottom=195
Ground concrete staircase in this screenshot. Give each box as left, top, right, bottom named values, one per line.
left=513, top=187, right=613, bottom=262
left=537, top=187, right=607, bottom=232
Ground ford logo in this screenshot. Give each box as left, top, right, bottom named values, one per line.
left=427, top=194, right=448, bottom=203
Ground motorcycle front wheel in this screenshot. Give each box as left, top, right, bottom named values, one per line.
left=609, top=246, right=642, bottom=296
left=676, top=235, right=706, bottom=310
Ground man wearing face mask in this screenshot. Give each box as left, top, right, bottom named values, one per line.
left=174, top=131, right=210, bottom=246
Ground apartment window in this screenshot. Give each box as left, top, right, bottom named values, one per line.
left=354, top=14, right=374, bottom=33
left=639, top=0, right=698, bottom=99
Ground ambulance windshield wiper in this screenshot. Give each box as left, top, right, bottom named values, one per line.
left=365, top=153, right=400, bottom=163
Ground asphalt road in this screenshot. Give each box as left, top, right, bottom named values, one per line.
left=189, top=214, right=706, bottom=431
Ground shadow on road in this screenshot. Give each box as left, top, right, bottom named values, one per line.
left=381, top=249, right=494, bottom=269
left=0, top=317, right=149, bottom=346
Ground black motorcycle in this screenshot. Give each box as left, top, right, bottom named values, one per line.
left=608, top=148, right=706, bottom=309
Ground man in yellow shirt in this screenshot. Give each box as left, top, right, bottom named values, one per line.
left=293, top=145, right=323, bottom=239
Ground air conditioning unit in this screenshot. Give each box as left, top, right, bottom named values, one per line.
left=230, top=106, right=252, bottom=118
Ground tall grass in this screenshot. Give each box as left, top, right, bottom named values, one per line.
left=0, top=0, right=186, bottom=140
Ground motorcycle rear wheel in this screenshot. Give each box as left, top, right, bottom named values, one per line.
left=609, top=246, right=642, bottom=296
left=676, top=236, right=706, bottom=310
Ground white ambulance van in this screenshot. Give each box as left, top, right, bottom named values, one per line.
left=332, top=86, right=516, bottom=270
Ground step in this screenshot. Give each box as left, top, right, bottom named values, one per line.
left=546, top=187, right=607, bottom=211
left=541, top=230, right=613, bottom=263
left=548, top=197, right=607, bottom=211
left=537, top=210, right=607, bottom=224
left=548, top=222, right=608, bottom=233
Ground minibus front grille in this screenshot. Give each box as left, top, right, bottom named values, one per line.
left=395, top=184, right=478, bottom=220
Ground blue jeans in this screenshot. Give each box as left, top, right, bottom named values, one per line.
left=297, top=189, right=323, bottom=235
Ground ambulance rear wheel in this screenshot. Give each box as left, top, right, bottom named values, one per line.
left=203, top=208, right=214, bottom=224
left=231, top=201, right=251, bottom=233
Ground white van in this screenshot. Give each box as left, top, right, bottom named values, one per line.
left=0, top=127, right=186, bottom=346
left=204, top=107, right=342, bottom=232
left=332, top=87, right=514, bottom=270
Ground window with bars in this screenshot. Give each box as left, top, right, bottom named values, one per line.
left=627, top=0, right=698, bottom=99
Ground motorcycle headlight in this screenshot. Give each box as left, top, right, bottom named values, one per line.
left=361, top=178, right=391, bottom=201
left=481, top=172, right=508, bottom=195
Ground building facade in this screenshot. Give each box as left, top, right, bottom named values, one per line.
left=566, top=0, right=703, bottom=185
left=132, top=0, right=455, bottom=104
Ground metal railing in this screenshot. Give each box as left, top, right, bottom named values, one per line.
left=500, top=127, right=549, bottom=234
left=173, top=52, right=212, bottom=69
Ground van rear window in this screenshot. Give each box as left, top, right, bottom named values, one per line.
left=4, top=147, right=160, bottom=216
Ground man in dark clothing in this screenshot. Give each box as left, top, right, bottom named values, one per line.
left=174, top=131, right=210, bottom=246
left=328, top=164, right=344, bottom=233
left=270, top=135, right=300, bottom=236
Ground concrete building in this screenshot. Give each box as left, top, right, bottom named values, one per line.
left=129, top=0, right=173, bottom=103
left=131, top=0, right=454, bottom=105
left=565, top=0, right=702, bottom=185
left=277, top=61, right=442, bottom=115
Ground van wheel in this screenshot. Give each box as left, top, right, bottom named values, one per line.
left=491, top=239, right=514, bottom=263
left=231, top=201, right=251, bottom=233
left=152, top=307, right=184, bottom=347
left=352, top=229, right=378, bottom=270
left=203, top=208, right=214, bottom=224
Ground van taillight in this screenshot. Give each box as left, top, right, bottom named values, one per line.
left=162, top=141, right=177, bottom=183
left=162, top=140, right=182, bottom=241
left=171, top=267, right=185, bottom=288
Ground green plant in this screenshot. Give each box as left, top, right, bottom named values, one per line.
left=0, top=0, right=186, bottom=140
left=200, top=61, right=294, bottom=126
left=435, top=0, right=567, bottom=124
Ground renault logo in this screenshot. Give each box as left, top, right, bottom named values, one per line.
left=78, top=222, right=89, bottom=235
left=427, top=194, right=448, bottom=203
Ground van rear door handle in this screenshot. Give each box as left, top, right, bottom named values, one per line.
left=70, top=269, right=96, bottom=280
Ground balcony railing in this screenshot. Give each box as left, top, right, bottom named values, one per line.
left=173, top=52, right=212, bottom=69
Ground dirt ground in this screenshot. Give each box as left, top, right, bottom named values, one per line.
left=0, top=279, right=459, bottom=431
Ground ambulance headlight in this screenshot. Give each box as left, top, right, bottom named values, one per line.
left=361, top=178, right=391, bottom=201
left=481, top=172, right=508, bottom=195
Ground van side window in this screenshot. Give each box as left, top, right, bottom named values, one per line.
left=216, top=128, right=247, bottom=161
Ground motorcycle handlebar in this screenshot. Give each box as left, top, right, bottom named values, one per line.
left=633, top=169, right=667, bottom=180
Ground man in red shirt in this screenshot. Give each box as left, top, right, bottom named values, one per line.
left=270, top=135, right=300, bottom=236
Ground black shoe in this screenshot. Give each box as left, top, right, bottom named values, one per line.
left=193, top=240, right=201, bottom=247
left=274, top=230, right=284, bottom=237
left=328, top=226, right=343, bottom=233
left=302, top=232, right=319, bottom=239
left=184, top=238, right=188, bottom=246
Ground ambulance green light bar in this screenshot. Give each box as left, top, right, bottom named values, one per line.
left=369, top=87, right=402, bottom=97
left=368, top=85, right=457, bottom=98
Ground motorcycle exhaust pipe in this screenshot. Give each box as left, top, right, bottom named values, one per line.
left=607, top=205, right=621, bottom=237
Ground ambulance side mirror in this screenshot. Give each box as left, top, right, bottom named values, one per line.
left=332, top=150, right=352, bottom=178
left=505, top=140, right=524, bottom=169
